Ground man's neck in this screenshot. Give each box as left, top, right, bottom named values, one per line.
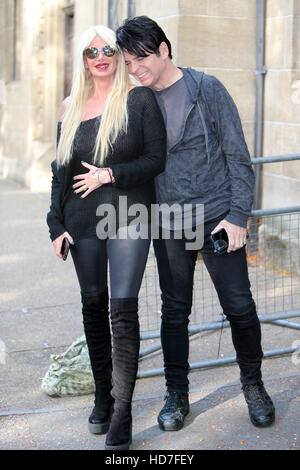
left=152, top=62, right=183, bottom=91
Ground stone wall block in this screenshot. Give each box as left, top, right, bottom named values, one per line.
left=262, top=173, right=300, bottom=209
left=203, top=68, right=255, bottom=122
left=266, top=0, right=294, bottom=17
left=178, top=17, right=255, bottom=69
left=264, top=71, right=300, bottom=123
left=207, top=0, right=255, bottom=18
left=179, top=0, right=208, bottom=16
left=136, top=0, right=179, bottom=18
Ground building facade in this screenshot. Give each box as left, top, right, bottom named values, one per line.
left=0, top=0, right=299, bottom=209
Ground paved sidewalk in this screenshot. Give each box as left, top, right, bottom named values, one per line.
left=0, top=177, right=300, bottom=452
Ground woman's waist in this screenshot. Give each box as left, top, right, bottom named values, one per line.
left=63, top=186, right=155, bottom=212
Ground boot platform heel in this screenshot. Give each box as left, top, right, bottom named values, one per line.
left=88, top=391, right=114, bottom=435
left=105, top=424, right=132, bottom=450
left=105, top=405, right=133, bottom=450
left=88, top=407, right=111, bottom=435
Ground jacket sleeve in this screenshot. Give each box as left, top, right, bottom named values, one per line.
left=46, top=124, right=66, bottom=241
left=109, top=88, right=166, bottom=188
left=208, top=76, right=255, bottom=228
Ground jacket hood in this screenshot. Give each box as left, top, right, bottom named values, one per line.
left=179, top=67, right=204, bottom=103
left=179, top=67, right=210, bottom=161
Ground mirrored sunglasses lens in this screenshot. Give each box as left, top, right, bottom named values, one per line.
left=102, top=45, right=115, bottom=57
left=85, top=47, right=98, bottom=59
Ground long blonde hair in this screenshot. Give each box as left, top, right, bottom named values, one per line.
left=56, top=25, right=131, bottom=167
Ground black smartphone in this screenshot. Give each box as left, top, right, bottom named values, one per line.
left=61, top=237, right=70, bottom=261
left=210, top=228, right=228, bottom=254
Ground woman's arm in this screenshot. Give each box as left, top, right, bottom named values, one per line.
left=46, top=102, right=74, bottom=251
left=46, top=159, right=67, bottom=241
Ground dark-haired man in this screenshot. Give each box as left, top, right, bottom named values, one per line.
left=116, top=16, right=275, bottom=432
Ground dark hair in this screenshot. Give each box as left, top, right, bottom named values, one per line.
left=116, top=16, right=172, bottom=59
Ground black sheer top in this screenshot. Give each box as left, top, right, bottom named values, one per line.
left=47, top=87, right=166, bottom=242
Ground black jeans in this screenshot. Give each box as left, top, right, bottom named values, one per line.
left=153, top=217, right=263, bottom=393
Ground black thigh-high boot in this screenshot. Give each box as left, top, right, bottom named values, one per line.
left=81, top=289, right=114, bottom=434
left=105, top=297, right=140, bottom=450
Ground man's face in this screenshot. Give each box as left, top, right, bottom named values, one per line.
left=123, top=50, right=165, bottom=89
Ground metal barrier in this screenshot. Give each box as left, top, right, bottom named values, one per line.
left=137, top=154, right=300, bottom=378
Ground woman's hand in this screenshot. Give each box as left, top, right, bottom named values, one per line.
left=72, top=161, right=112, bottom=198
left=53, top=232, right=74, bottom=259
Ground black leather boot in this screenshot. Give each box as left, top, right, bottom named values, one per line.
left=158, top=391, right=189, bottom=431
left=105, top=298, right=140, bottom=450
left=81, top=289, right=113, bottom=434
left=242, top=381, right=275, bottom=427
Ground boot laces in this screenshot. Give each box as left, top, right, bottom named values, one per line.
left=163, top=392, right=185, bottom=412
left=243, top=382, right=268, bottom=405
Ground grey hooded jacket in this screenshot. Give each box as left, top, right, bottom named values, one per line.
left=154, top=68, right=255, bottom=228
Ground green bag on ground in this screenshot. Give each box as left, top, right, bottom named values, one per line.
left=41, top=335, right=95, bottom=397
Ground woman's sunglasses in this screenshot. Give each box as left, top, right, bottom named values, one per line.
left=83, top=45, right=116, bottom=59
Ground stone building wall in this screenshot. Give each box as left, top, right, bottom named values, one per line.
left=0, top=0, right=299, bottom=210
left=0, top=0, right=65, bottom=190
left=262, top=0, right=300, bottom=208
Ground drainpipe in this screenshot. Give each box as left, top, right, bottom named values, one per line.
left=128, top=0, right=135, bottom=17
left=250, top=0, right=267, bottom=247
left=108, top=0, right=119, bottom=30
left=254, top=0, right=267, bottom=210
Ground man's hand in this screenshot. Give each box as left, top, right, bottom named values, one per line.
left=211, top=220, right=247, bottom=253
left=72, top=162, right=111, bottom=198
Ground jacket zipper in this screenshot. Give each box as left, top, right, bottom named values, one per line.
left=166, top=103, right=195, bottom=158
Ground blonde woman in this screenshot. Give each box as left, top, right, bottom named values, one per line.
left=46, top=25, right=166, bottom=450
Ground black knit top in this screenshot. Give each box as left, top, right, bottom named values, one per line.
left=46, top=87, right=166, bottom=242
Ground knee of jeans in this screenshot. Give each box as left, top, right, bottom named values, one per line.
left=225, top=303, right=258, bottom=328
left=161, top=302, right=191, bottom=328
left=221, top=290, right=255, bottom=316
